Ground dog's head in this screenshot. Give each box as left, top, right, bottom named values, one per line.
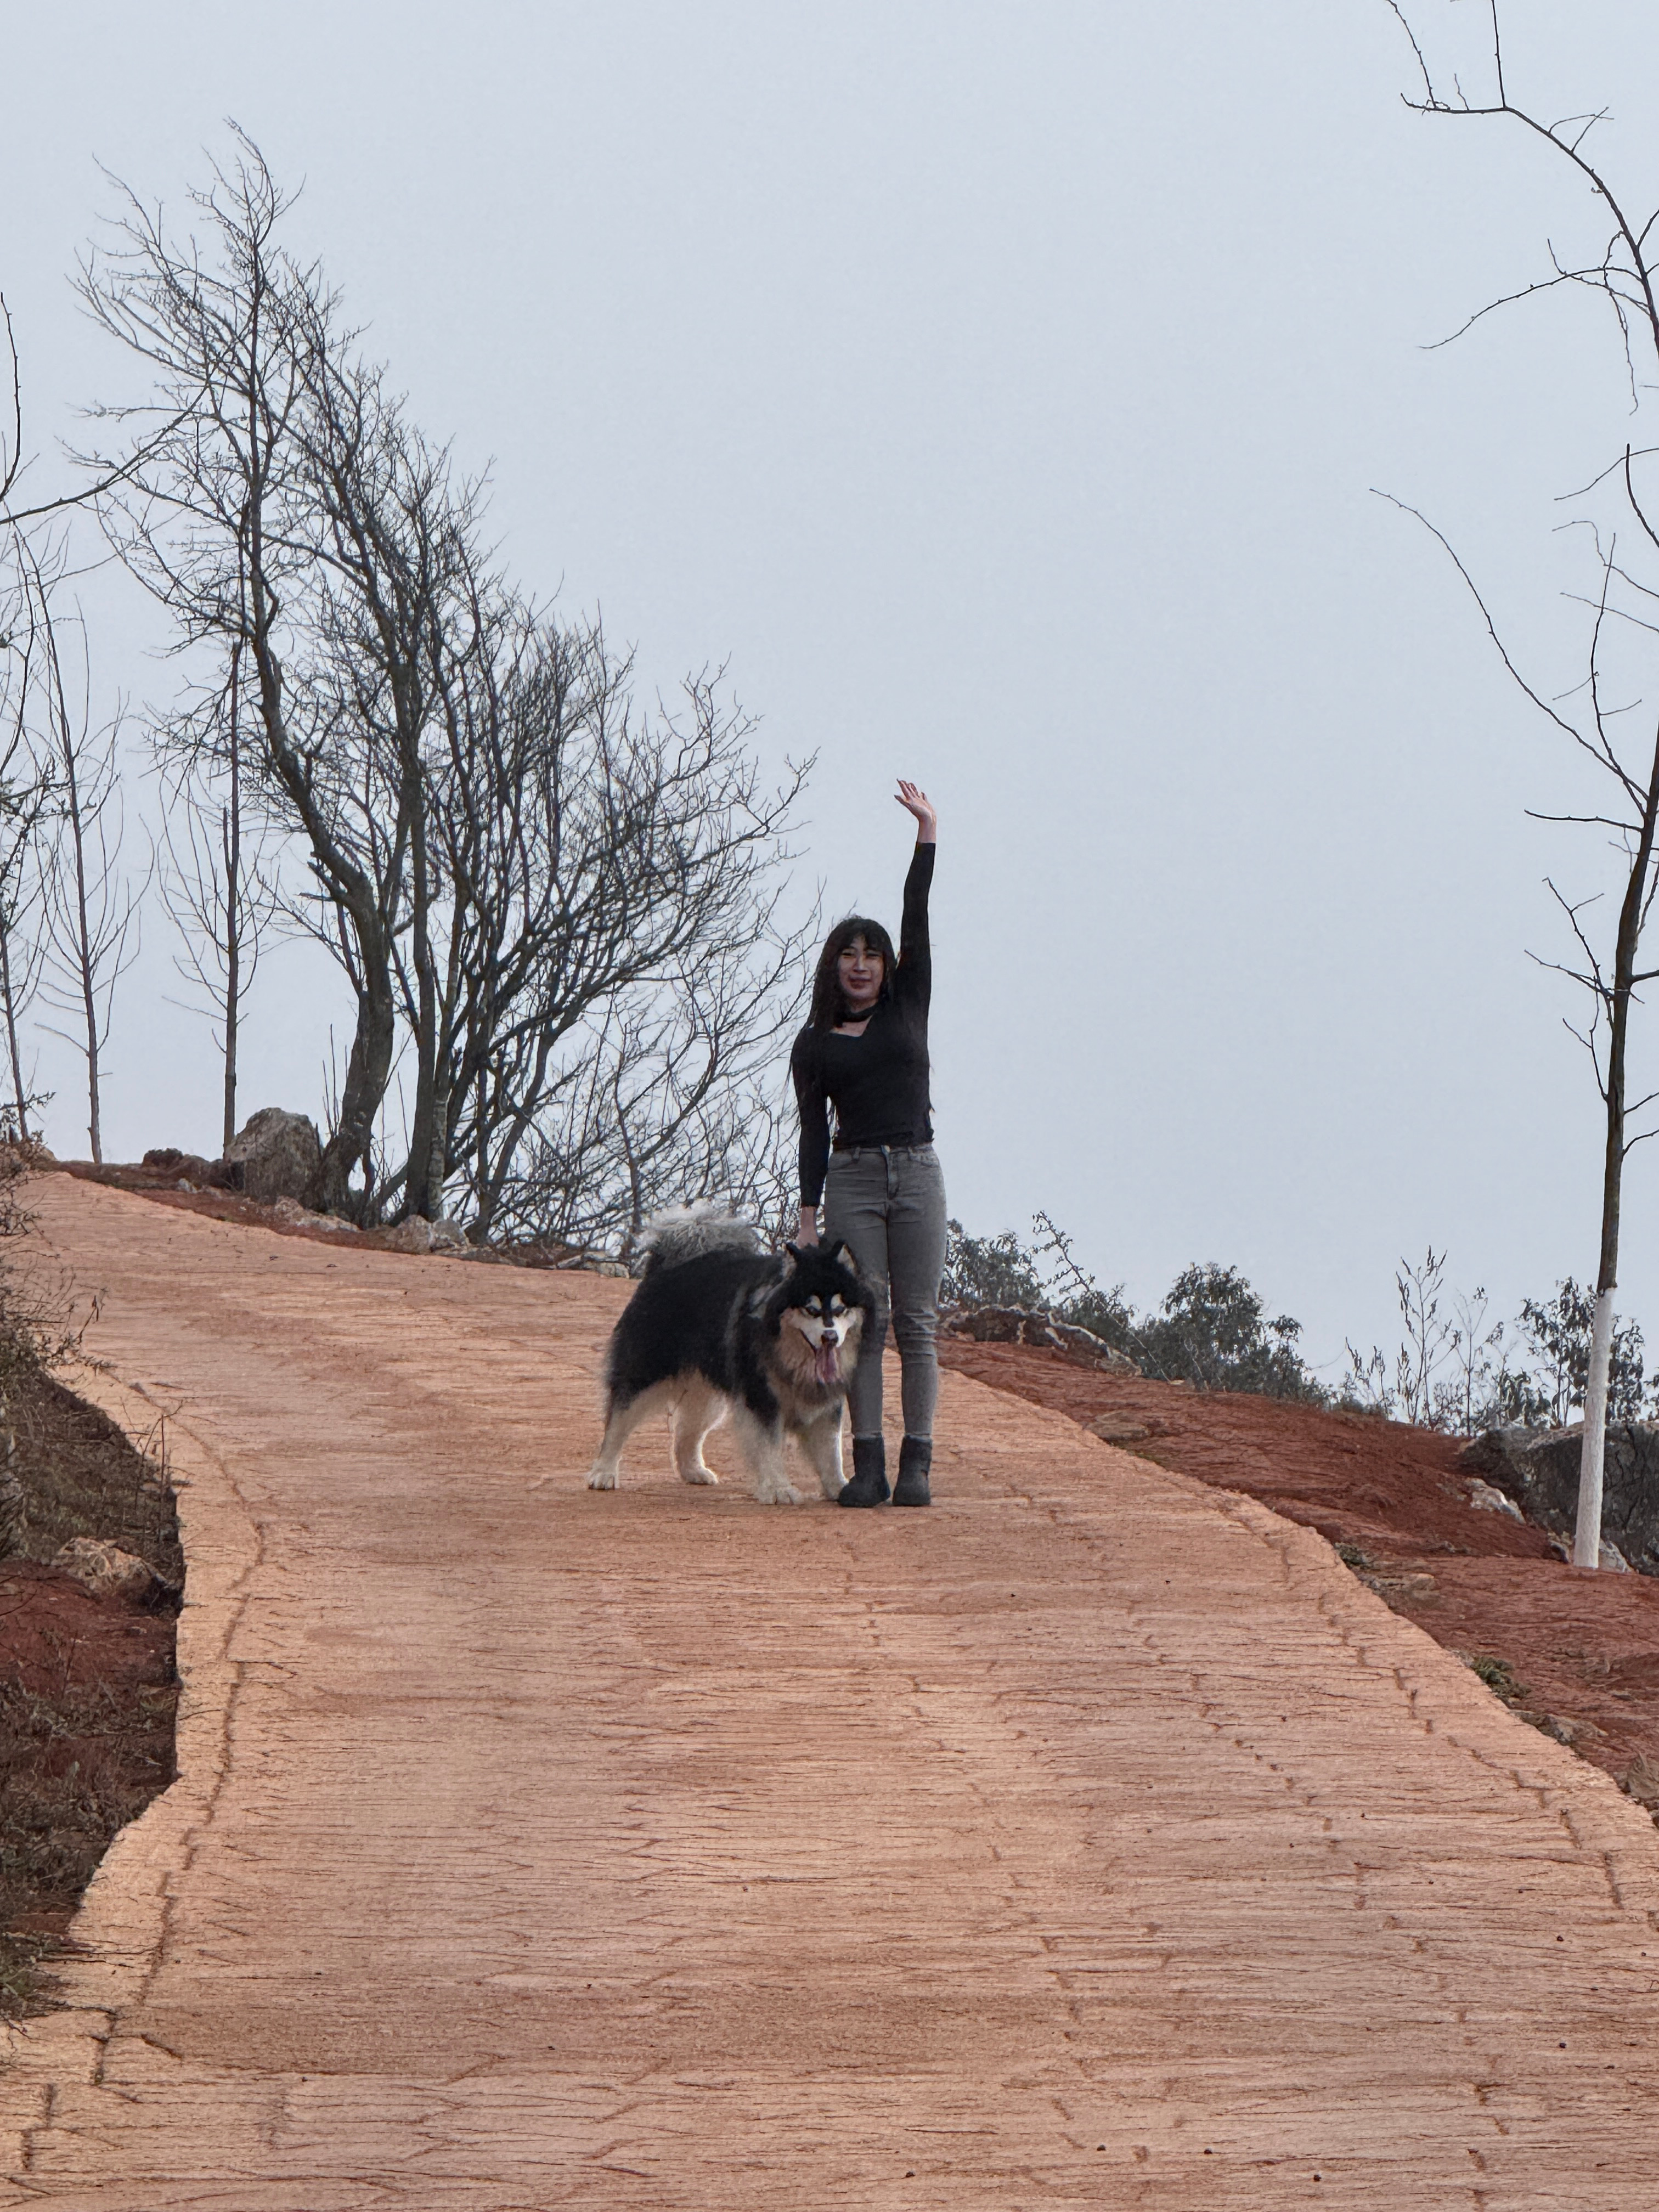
left=770, top=1240, right=872, bottom=1392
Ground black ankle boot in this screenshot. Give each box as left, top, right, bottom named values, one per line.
left=893, top=1435, right=932, bottom=1507
left=838, top=1433, right=889, bottom=1507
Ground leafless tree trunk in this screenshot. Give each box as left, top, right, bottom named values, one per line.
left=0, top=311, right=66, bottom=1144
left=155, top=641, right=282, bottom=1155
left=29, top=583, right=141, bottom=1167
left=0, top=599, right=56, bottom=1142
left=1387, top=1, right=1659, bottom=1565
left=76, top=140, right=430, bottom=1211
left=222, top=680, right=244, bottom=1153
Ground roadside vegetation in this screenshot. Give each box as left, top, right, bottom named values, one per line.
left=0, top=1155, right=180, bottom=2015
left=1, top=137, right=812, bottom=1252
left=944, top=1212, right=1654, bottom=1437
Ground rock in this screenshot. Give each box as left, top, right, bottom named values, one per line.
left=1458, top=1425, right=1538, bottom=1483
left=941, top=1303, right=1139, bottom=1374
left=53, top=1536, right=158, bottom=1602
left=143, top=1146, right=241, bottom=1192
left=271, top=1197, right=357, bottom=1235
left=379, top=1216, right=468, bottom=1255
left=1088, top=1413, right=1152, bottom=1446
left=1048, top=1317, right=1139, bottom=1370
left=1528, top=1712, right=1605, bottom=1746
left=1466, top=1477, right=1524, bottom=1521
left=1463, top=1421, right=1659, bottom=1575
left=1359, top=1567, right=1440, bottom=1607
left=379, top=1217, right=432, bottom=1255
left=551, top=1251, right=629, bottom=1277
left=223, top=1109, right=325, bottom=1210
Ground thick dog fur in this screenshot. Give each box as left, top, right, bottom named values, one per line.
left=588, top=1215, right=873, bottom=1505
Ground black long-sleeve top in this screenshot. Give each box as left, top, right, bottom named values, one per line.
left=791, top=841, right=935, bottom=1207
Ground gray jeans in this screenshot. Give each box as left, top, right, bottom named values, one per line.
left=823, top=1143, right=948, bottom=1441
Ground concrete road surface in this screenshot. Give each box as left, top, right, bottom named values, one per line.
left=1, top=1173, right=1657, bottom=2208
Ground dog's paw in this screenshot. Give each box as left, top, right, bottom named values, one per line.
left=756, top=1479, right=811, bottom=1506
left=586, top=1464, right=618, bottom=1491
left=678, top=1464, right=720, bottom=1486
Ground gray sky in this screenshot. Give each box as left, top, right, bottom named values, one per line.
left=6, top=1, right=1659, bottom=1381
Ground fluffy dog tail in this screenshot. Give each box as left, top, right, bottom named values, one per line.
left=635, top=1200, right=760, bottom=1273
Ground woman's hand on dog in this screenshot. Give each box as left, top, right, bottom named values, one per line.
left=895, top=780, right=936, bottom=842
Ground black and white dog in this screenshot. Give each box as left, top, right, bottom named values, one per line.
left=587, top=1206, right=873, bottom=1505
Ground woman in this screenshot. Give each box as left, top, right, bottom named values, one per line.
left=791, top=781, right=945, bottom=1507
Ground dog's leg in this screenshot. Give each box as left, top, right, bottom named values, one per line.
left=733, top=1406, right=810, bottom=1506
left=798, top=1406, right=847, bottom=1500
left=586, top=1381, right=671, bottom=1491
left=672, top=1380, right=726, bottom=1486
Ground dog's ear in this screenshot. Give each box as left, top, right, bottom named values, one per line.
left=785, top=1241, right=802, bottom=1261
left=823, top=1238, right=848, bottom=1265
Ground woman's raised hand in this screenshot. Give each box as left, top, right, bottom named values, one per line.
left=895, top=780, right=938, bottom=842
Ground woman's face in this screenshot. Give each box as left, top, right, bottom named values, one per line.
left=837, top=936, right=884, bottom=1011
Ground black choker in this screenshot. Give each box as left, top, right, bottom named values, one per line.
left=839, top=1000, right=879, bottom=1022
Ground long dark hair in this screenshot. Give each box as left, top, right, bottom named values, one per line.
left=808, top=913, right=898, bottom=1030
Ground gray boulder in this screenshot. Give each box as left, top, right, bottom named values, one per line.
left=1460, top=1420, right=1659, bottom=1574
left=377, top=1216, right=467, bottom=1256
left=223, top=1109, right=326, bottom=1211
left=942, top=1302, right=1139, bottom=1375
left=53, top=1536, right=161, bottom=1602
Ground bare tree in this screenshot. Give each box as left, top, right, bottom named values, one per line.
left=0, top=311, right=62, bottom=1139
left=0, top=299, right=22, bottom=523
left=76, top=140, right=472, bottom=1211
left=81, top=134, right=814, bottom=1234
left=28, top=586, right=142, bottom=1167
left=1386, top=1, right=1659, bottom=1564
left=424, top=602, right=812, bottom=1239
left=155, top=652, right=282, bottom=1153
left=0, top=573, right=58, bottom=1141
left=493, top=917, right=812, bottom=1255
left=1436, top=1284, right=1507, bottom=1437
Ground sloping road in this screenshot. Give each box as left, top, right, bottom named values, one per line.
left=1, top=1172, right=1657, bottom=2208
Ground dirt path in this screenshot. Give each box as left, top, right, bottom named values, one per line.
left=1, top=1176, right=1658, bottom=2208
left=939, top=1339, right=1659, bottom=1792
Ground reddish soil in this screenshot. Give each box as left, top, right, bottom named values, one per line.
left=0, top=1351, right=179, bottom=2008
left=0, top=1564, right=176, bottom=1933
left=57, top=1159, right=593, bottom=1265
left=939, top=1336, right=1659, bottom=1804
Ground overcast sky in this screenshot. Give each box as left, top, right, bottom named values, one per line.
left=7, top=2, right=1659, bottom=1380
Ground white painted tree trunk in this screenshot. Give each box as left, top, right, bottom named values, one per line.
left=1573, top=1288, right=1617, bottom=1569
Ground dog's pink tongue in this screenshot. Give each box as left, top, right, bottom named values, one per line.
left=816, top=1340, right=840, bottom=1386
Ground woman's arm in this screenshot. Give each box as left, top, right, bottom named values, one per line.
left=894, top=781, right=936, bottom=1002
